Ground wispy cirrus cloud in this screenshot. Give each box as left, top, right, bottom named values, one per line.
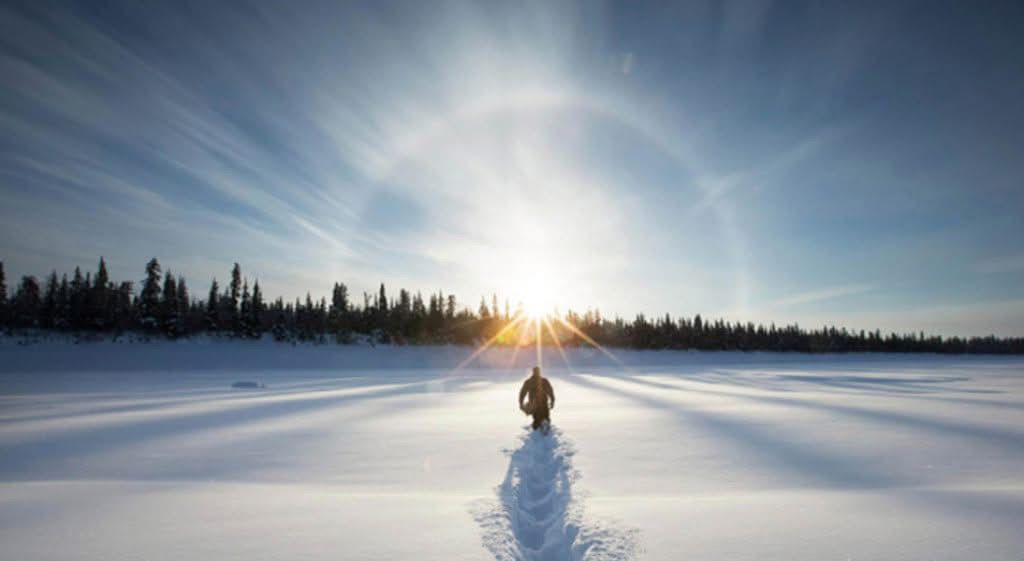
left=769, top=283, right=876, bottom=309
left=973, top=254, right=1024, bottom=274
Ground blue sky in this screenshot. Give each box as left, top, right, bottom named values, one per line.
left=1, top=1, right=1022, bottom=336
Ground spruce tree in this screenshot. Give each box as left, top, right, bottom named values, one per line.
left=92, top=257, right=111, bottom=329
left=330, top=282, right=349, bottom=337
left=239, top=279, right=251, bottom=336
left=139, top=258, right=162, bottom=331
left=413, top=292, right=425, bottom=316
left=14, top=276, right=41, bottom=328
left=115, top=281, right=133, bottom=332
left=250, top=280, right=263, bottom=337
left=228, top=263, right=242, bottom=331
left=161, top=271, right=178, bottom=337
left=205, top=279, right=220, bottom=331
left=428, top=293, right=438, bottom=318
left=82, top=271, right=93, bottom=327
left=318, top=297, right=327, bottom=342
left=56, top=274, right=70, bottom=329
left=270, top=297, right=288, bottom=341
left=331, top=282, right=349, bottom=313
left=43, top=272, right=59, bottom=329
left=0, top=261, right=6, bottom=327
left=176, top=275, right=189, bottom=335
left=70, top=267, right=85, bottom=329
left=398, top=289, right=411, bottom=313
left=445, top=294, right=456, bottom=320
left=300, top=295, right=313, bottom=340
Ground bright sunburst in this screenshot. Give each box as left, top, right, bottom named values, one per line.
left=520, top=274, right=556, bottom=320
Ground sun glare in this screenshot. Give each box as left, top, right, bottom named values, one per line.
left=522, top=296, right=550, bottom=320
left=520, top=275, right=556, bottom=320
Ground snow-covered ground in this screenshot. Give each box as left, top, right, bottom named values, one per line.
left=1, top=339, right=1023, bottom=560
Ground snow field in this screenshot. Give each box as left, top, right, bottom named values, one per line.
left=1, top=341, right=1023, bottom=560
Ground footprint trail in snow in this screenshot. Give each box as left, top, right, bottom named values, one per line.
left=474, top=427, right=638, bottom=561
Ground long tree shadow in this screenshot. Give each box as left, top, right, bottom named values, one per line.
left=0, top=377, right=479, bottom=479
left=0, top=373, right=474, bottom=426
left=674, top=366, right=1000, bottom=396
left=767, top=372, right=997, bottom=394
left=607, top=374, right=1024, bottom=454
left=567, top=373, right=1024, bottom=527
left=474, top=427, right=637, bottom=561
left=570, top=374, right=904, bottom=489
left=704, top=367, right=1024, bottom=410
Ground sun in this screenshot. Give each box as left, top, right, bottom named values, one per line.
left=477, top=214, right=566, bottom=323
left=520, top=275, right=556, bottom=320
left=522, top=297, right=550, bottom=320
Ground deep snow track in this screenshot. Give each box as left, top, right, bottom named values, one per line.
left=475, top=427, right=638, bottom=561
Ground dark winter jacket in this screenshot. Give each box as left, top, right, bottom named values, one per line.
left=519, top=375, right=555, bottom=412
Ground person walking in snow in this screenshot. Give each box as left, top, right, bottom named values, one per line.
left=519, top=366, right=555, bottom=431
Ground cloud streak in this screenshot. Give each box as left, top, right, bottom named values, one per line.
left=973, top=254, right=1024, bottom=275
left=769, top=283, right=876, bottom=309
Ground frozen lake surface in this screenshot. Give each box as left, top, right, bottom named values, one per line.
left=1, top=340, right=1023, bottom=560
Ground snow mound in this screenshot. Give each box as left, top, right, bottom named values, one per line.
left=474, top=427, right=639, bottom=561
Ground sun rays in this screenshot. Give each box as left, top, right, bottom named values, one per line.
left=452, top=306, right=627, bottom=374
left=454, top=314, right=530, bottom=371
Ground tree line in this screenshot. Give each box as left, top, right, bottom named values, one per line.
left=1, top=258, right=1022, bottom=354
